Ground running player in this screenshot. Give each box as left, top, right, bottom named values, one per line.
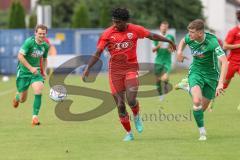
left=12, top=24, right=49, bottom=126
left=82, top=8, right=176, bottom=141
left=177, top=19, right=228, bottom=141
left=152, top=21, right=175, bottom=101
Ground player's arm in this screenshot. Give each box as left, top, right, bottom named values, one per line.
left=223, top=29, right=240, bottom=50
left=41, top=58, right=47, bottom=76
left=18, top=53, right=38, bottom=74
left=216, top=55, right=228, bottom=96
left=82, top=48, right=103, bottom=81
left=147, top=33, right=176, bottom=51
left=223, top=42, right=240, bottom=50
left=215, top=46, right=228, bottom=96
left=177, top=38, right=187, bottom=62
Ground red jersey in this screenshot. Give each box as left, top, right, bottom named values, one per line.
left=225, top=26, right=240, bottom=64
left=97, top=23, right=150, bottom=71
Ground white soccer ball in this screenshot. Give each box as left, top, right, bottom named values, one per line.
left=49, top=85, right=67, bottom=102
left=2, top=76, right=9, bottom=82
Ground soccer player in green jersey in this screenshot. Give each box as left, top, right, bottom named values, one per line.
left=12, top=24, right=50, bottom=126
left=177, top=19, right=228, bottom=141
left=152, top=21, right=175, bottom=101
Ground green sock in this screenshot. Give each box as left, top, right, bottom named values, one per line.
left=193, top=109, right=204, bottom=128
left=33, top=94, right=42, bottom=116
left=156, top=80, right=162, bottom=95
left=15, top=93, right=20, bottom=102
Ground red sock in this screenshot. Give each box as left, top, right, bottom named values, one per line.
left=119, top=114, right=131, bottom=132
left=131, top=103, right=139, bottom=117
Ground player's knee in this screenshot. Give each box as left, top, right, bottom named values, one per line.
left=127, top=99, right=137, bottom=107
left=193, top=97, right=201, bottom=106
left=117, top=104, right=126, bottom=116
left=161, top=74, right=168, bottom=81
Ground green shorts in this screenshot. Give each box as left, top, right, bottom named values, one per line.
left=188, top=72, right=218, bottom=100
left=154, top=63, right=171, bottom=76
left=16, top=71, right=44, bottom=93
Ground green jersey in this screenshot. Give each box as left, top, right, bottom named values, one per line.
left=18, top=36, right=49, bottom=74
left=185, top=32, right=225, bottom=79
left=154, top=34, right=175, bottom=64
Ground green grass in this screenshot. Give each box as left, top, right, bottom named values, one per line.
left=0, top=70, right=240, bottom=160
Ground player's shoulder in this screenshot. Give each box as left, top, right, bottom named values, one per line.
left=205, top=32, right=220, bottom=48
left=205, top=32, right=217, bottom=40
left=21, top=36, right=35, bottom=48
left=184, top=33, right=191, bottom=44
left=24, top=36, right=35, bottom=44
left=228, top=26, right=240, bottom=34
left=101, top=26, right=115, bottom=37
left=127, top=23, right=144, bottom=30
left=42, top=40, right=50, bottom=49
left=166, top=34, right=175, bottom=39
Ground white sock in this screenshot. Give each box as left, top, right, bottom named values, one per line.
left=199, top=127, right=206, bottom=135
left=32, top=115, right=38, bottom=118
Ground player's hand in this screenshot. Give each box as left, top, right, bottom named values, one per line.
left=169, top=42, right=177, bottom=51
left=82, top=65, right=89, bottom=82
left=30, top=67, right=38, bottom=74
left=177, top=53, right=189, bottom=62
left=215, top=82, right=225, bottom=96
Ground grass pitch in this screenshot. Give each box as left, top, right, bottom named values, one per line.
left=0, top=70, right=239, bottom=160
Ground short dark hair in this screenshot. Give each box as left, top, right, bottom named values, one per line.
left=187, top=19, right=205, bottom=31
left=111, top=8, right=130, bottom=21
left=161, top=21, right=169, bottom=25
left=35, top=24, right=48, bottom=33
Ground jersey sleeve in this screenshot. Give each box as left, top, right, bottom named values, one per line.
left=225, top=28, right=235, bottom=44
left=214, top=45, right=225, bottom=58
left=134, top=25, right=150, bottom=38
left=97, top=32, right=108, bottom=50
left=19, top=38, right=32, bottom=55
left=184, top=34, right=191, bottom=44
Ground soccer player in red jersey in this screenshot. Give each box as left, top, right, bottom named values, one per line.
left=82, top=8, right=176, bottom=141
left=223, top=9, right=240, bottom=89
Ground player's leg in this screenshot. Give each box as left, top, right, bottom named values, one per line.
left=13, top=77, right=31, bottom=108
left=125, top=71, right=143, bottom=133
left=110, top=75, right=133, bottom=141
left=191, top=85, right=206, bottom=141
left=223, top=62, right=237, bottom=89
left=31, top=75, right=44, bottom=126
left=175, top=76, right=189, bottom=92
left=154, top=63, right=164, bottom=96
left=113, top=92, right=133, bottom=141
left=189, top=73, right=207, bottom=140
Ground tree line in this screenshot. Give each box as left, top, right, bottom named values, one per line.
left=4, top=0, right=203, bottom=29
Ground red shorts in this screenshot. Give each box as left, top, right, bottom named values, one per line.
left=225, top=62, right=240, bottom=81
left=109, top=71, right=139, bottom=94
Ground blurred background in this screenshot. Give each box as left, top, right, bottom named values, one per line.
left=0, top=0, right=240, bottom=76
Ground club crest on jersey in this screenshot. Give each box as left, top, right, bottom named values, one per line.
left=108, top=41, right=133, bottom=50
left=31, top=48, right=44, bottom=57
left=191, top=50, right=205, bottom=58
left=127, top=33, right=133, bottom=39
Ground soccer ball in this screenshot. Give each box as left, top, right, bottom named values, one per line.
left=49, top=85, right=67, bottom=102
left=2, top=76, right=9, bottom=82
